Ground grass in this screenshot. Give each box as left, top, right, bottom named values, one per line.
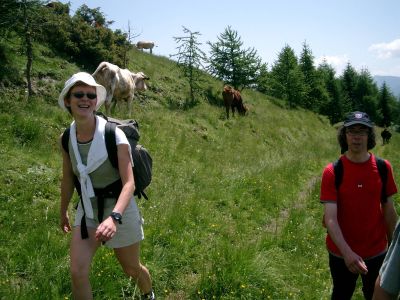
left=0, top=47, right=399, bottom=299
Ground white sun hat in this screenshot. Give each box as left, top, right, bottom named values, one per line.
left=58, top=72, right=107, bottom=111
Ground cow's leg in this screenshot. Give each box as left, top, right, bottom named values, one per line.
left=110, top=100, right=117, bottom=114
left=128, top=97, right=133, bottom=117
left=105, top=101, right=111, bottom=115
left=225, top=106, right=230, bottom=119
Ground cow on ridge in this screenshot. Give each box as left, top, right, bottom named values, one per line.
left=92, top=62, right=149, bottom=116
left=136, top=41, right=155, bottom=54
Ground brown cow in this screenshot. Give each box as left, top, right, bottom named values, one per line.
left=222, top=85, right=247, bottom=119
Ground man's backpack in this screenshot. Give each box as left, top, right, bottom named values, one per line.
left=61, top=113, right=153, bottom=200
left=333, top=156, right=388, bottom=203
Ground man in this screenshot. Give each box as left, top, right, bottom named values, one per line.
left=320, top=111, right=398, bottom=299
left=381, top=128, right=392, bottom=145
left=373, top=222, right=400, bottom=300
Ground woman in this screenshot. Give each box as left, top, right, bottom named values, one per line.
left=58, top=72, right=155, bottom=300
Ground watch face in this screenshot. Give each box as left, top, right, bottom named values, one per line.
left=111, top=212, right=122, bottom=223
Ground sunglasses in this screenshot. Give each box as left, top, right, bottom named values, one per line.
left=72, top=92, right=97, bottom=100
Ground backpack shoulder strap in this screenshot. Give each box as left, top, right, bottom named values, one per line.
left=376, top=157, right=388, bottom=182
left=105, top=122, right=119, bottom=169
left=61, top=127, right=70, bottom=154
left=333, top=158, right=343, bottom=190
left=376, top=156, right=388, bottom=203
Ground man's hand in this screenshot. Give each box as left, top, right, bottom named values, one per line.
left=343, top=250, right=368, bottom=275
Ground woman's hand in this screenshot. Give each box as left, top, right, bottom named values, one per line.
left=60, top=211, right=71, bottom=233
left=95, top=217, right=117, bottom=242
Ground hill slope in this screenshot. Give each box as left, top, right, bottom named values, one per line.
left=0, top=48, right=399, bottom=299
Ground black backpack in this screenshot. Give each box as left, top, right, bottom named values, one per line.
left=103, top=115, right=153, bottom=200
left=61, top=113, right=152, bottom=200
left=333, top=156, right=388, bottom=203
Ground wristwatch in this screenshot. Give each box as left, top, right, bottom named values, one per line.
left=110, top=212, right=122, bottom=224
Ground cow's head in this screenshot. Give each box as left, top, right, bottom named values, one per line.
left=241, top=104, right=248, bottom=115
left=131, top=72, right=149, bottom=91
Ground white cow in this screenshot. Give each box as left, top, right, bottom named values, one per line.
left=92, top=62, right=149, bottom=116
left=136, top=41, right=155, bottom=54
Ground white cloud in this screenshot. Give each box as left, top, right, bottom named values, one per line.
left=370, top=64, right=400, bottom=77
left=315, top=54, right=349, bottom=75
left=369, top=39, right=400, bottom=59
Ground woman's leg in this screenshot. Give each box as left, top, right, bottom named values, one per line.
left=114, top=242, right=153, bottom=295
left=70, top=227, right=101, bottom=300
left=373, top=275, right=398, bottom=300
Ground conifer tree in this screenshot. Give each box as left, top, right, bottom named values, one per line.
left=354, top=68, right=379, bottom=121
left=255, top=62, right=270, bottom=94
left=299, top=41, right=328, bottom=112
left=172, top=26, right=206, bottom=107
left=270, top=44, right=305, bottom=108
left=340, top=63, right=358, bottom=112
left=378, top=82, right=395, bottom=127
left=207, top=26, right=262, bottom=90
left=318, top=61, right=343, bottom=124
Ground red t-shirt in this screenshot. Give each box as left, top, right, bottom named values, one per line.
left=320, top=154, right=397, bottom=259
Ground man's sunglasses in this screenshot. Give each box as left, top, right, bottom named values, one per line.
left=72, top=92, right=97, bottom=100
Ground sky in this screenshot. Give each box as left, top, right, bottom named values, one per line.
left=60, top=0, right=400, bottom=77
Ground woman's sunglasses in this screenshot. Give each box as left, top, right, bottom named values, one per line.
left=72, top=92, right=97, bottom=100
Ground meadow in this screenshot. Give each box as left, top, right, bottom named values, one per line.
left=0, top=48, right=399, bottom=299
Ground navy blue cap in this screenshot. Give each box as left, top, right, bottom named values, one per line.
left=344, top=111, right=373, bottom=128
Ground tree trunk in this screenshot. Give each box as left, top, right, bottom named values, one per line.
left=23, top=0, right=33, bottom=98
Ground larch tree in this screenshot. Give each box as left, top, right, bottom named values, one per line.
left=172, top=26, right=207, bottom=107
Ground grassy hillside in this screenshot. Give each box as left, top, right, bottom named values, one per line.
left=0, top=48, right=399, bottom=299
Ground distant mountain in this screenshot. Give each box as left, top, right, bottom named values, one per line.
left=373, top=76, right=400, bottom=97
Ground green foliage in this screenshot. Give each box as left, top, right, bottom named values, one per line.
left=207, top=26, right=263, bottom=90
left=378, top=82, right=396, bottom=127
left=299, top=42, right=329, bottom=112
left=355, top=68, right=379, bottom=121
left=0, top=1, right=132, bottom=84
left=270, top=45, right=305, bottom=108
left=74, top=4, right=108, bottom=27
left=0, top=0, right=24, bottom=35
left=340, top=63, right=359, bottom=112
left=318, top=61, right=344, bottom=124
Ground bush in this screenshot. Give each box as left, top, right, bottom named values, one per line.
left=12, top=114, right=42, bottom=145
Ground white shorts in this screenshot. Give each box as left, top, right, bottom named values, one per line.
left=379, top=222, right=400, bottom=295
left=73, top=196, right=144, bottom=248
